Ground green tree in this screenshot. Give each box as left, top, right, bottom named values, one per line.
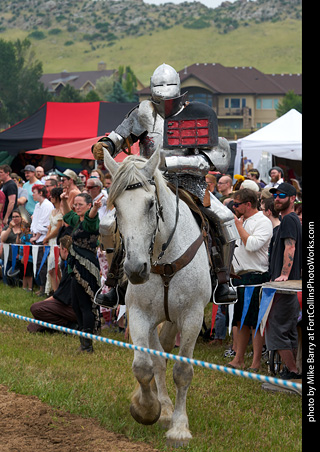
left=276, top=90, right=302, bottom=117
left=54, top=84, right=83, bottom=102
left=95, top=76, right=114, bottom=100
left=122, top=66, right=138, bottom=102
left=107, top=81, right=132, bottom=102
left=83, top=90, right=101, bottom=102
left=0, top=38, right=50, bottom=125
left=114, top=65, right=138, bottom=102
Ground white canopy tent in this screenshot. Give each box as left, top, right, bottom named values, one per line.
left=234, top=109, right=302, bottom=180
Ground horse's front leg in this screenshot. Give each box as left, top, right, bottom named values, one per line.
left=166, top=312, right=204, bottom=447
left=129, top=308, right=161, bottom=425
left=149, top=322, right=178, bottom=429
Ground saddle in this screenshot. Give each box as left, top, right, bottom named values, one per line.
left=166, top=182, right=221, bottom=273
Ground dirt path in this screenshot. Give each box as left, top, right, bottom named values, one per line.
left=0, top=385, right=159, bottom=452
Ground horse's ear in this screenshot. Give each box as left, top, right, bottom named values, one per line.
left=103, top=147, right=119, bottom=177
left=141, top=145, right=160, bottom=179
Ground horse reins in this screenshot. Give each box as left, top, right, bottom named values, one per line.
left=124, top=177, right=205, bottom=322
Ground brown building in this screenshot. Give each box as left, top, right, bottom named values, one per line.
left=40, top=62, right=144, bottom=96
left=138, top=63, right=302, bottom=130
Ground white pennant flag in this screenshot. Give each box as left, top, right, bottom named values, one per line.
left=32, top=245, right=39, bottom=278
left=228, top=303, right=234, bottom=336
left=3, top=244, right=9, bottom=272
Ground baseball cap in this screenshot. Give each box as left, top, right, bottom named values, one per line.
left=270, top=182, right=296, bottom=197
left=63, top=169, right=77, bottom=181
left=22, top=164, right=35, bottom=172
left=240, top=179, right=260, bottom=192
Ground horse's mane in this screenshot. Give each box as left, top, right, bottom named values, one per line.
left=107, top=155, right=167, bottom=210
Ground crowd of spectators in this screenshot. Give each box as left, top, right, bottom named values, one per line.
left=0, top=163, right=302, bottom=378
left=0, top=164, right=125, bottom=347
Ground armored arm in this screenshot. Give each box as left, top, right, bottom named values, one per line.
left=92, top=105, right=146, bottom=159
left=163, top=137, right=231, bottom=175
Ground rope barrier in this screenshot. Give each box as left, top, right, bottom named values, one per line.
left=0, top=309, right=302, bottom=393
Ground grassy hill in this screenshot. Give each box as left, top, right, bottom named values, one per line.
left=0, top=0, right=302, bottom=85
left=0, top=19, right=301, bottom=86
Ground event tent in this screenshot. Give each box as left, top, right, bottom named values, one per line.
left=0, top=101, right=137, bottom=156
left=26, top=136, right=140, bottom=162
left=234, top=109, right=302, bottom=176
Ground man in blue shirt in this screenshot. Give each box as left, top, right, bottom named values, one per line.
left=22, top=165, right=44, bottom=216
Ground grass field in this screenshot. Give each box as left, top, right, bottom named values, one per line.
left=0, top=282, right=302, bottom=451
left=0, top=19, right=302, bottom=86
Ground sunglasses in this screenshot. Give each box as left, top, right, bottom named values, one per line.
left=233, top=201, right=246, bottom=208
left=273, top=193, right=287, bottom=199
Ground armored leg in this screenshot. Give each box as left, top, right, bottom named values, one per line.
left=203, top=193, right=239, bottom=304
left=95, top=244, right=127, bottom=309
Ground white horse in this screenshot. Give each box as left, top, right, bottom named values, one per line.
left=103, top=148, right=212, bottom=447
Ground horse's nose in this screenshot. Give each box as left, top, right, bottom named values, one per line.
left=124, top=260, right=149, bottom=284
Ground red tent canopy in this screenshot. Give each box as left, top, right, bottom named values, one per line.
left=0, top=101, right=137, bottom=156
left=27, top=136, right=140, bottom=162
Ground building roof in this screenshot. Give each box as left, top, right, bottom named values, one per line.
left=41, top=69, right=116, bottom=92
left=139, top=63, right=302, bottom=96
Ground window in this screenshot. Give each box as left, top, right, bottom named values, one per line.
left=230, top=98, right=240, bottom=109
left=187, top=92, right=213, bottom=107
left=256, top=98, right=277, bottom=110
left=262, top=99, right=273, bottom=109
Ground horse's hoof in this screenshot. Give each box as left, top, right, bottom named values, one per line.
left=158, top=415, right=172, bottom=430
left=166, top=438, right=192, bottom=448
left=166, top=428, right=192, bottom=448
left=130, top=400, right=161, bottom=425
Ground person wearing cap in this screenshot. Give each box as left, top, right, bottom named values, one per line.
left=265, top=182, right=302, bottom=380
left=61, top=169, right=81, bottom=215
left=240, top=179, right=260, bottom=192
left=264, top=166, right=284, bottom=189
left=22, top=164, right=44, bottom=216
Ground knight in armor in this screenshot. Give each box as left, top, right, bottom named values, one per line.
left=92, top=63, right=239, bottom=307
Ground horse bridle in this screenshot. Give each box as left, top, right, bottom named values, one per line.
left=122, top=178, right=204, bottom=322
left=124, top=177, right=180, bottom=262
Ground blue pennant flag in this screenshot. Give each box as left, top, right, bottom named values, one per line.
left=240, top=286, right=255, bottom=330
left=11, top=245, right=19, bottom=272
left=254, top=288, right=277, bottom=337
left=37, top=246, right=51, bottom=277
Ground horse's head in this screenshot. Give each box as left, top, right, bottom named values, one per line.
left=104, top=148, right=162, bottom=284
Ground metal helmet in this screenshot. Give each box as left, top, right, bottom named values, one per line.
left=150, top=63, right=180, bottom=102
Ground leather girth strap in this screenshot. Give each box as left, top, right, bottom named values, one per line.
left=151, top=232, right=204, bottom=322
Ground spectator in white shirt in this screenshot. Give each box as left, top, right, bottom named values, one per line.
left=228, top=188, right=272, bottom=372
left=85, top=178, right=108, bottom=221
left=264, top=166, right=284, bottom=189
left=30, top=184, right=54, bottom=295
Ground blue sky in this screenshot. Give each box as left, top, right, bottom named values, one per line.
left=143, top=0, right=238, bottom=8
